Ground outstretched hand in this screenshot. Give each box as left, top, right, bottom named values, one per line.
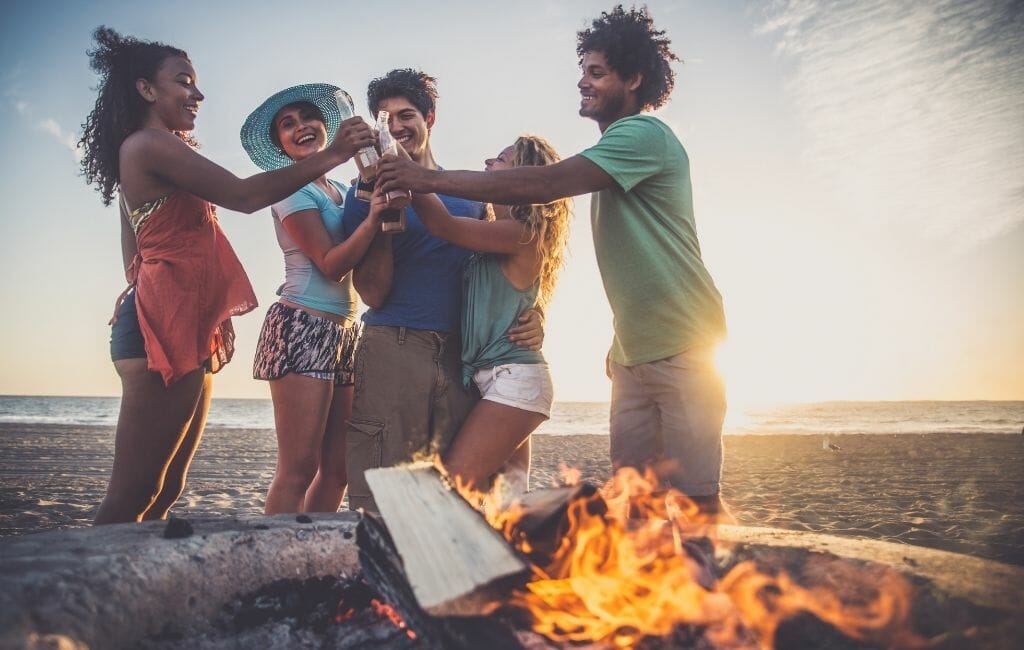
left=377, top=151, right=434, bottom=195
left=331, top=117, right=375, bottom=162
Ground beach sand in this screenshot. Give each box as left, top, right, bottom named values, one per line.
left=1, top=423, right=1022, bottom=566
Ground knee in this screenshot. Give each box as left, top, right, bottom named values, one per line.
left=316, top=461, right=347, bottom=487
left=157, top=473, right=188, bottom=504
left=275, top=461, right=319, bottom=491
left=106, top=479, right=162, bottom=516
left=442, top=457, right=486, bottom=493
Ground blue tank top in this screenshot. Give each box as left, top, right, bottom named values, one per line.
left=460, top=253, right=545, bottom=386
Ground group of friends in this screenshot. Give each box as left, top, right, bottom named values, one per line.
left=79, top=5, right=729, bottom=525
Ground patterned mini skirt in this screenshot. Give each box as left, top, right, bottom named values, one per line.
left=253, top=302, right=360, bottom=385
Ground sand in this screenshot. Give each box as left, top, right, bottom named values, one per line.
left=1, top=422, right=1022, bottom=566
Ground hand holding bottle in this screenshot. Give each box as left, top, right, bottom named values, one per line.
left=334, top=89, right=381, bottom=200
left=330, top=116, right=375, bottom=163
left=376, top=111, right=411, bottom=211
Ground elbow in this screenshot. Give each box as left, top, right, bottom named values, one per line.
left=315, top=261, right=347, bottom=283
left=236, top=196, right=263, bottom=214
left=220, top=190, right=261, bottom=214
left=354, top=278, right=386, bottom=309
left=359, top=290, right=385, bottom=310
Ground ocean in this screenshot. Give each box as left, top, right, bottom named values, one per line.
left=0, top=396, right=1020, bottom=436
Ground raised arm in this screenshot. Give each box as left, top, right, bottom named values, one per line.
left=281, top=194, right=384, bottom=282
left=412, top=193, right=529, bottom=254
left=122, top=118, right=374, bottom=214
left=352, top=231, right=393, bottom=310
left=378, top=154, right=615, bottom=206
left=345, top=188, right=391, bottom=308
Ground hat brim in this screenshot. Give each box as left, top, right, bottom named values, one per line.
left=240, top=83, right=344, bottom=171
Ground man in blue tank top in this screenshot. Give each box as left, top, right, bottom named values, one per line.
left=376, top=8, right=731, bottom=519
left=341, top=69, right=543, bottom=513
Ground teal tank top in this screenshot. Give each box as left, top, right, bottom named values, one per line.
left=461, top=254, right=545, bottom=386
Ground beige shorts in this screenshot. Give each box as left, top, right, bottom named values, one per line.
left=608, top=346, right=726, bottom=497
left=473, top=363, right=554, bottom=419
left=346, top=325, right=478, bottom=513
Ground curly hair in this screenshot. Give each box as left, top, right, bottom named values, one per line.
left=507, top=135, right=572, bottom=311
left=366, top=68, right=438, bottom=118
left=576, top=5, right=679, bottom=110
left=78, top=26, right=193, bottom=206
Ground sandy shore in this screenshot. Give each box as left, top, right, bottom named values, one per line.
left=1, top=422, right=1021, bottom=566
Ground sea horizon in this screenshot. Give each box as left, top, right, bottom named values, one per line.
left=1, top=395, right=1021, bottom=437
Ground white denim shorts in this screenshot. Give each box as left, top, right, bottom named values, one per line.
left=473, top=363, right=554, bottom=418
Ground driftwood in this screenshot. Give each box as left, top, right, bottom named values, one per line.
left=363, top=463, right=530, bottom=617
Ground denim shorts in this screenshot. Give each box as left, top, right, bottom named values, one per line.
left=252, top=302, right=359, bottom=386
left=110, top=289, right=146, bottom=361
left=473, top=363, right=554, bottom=418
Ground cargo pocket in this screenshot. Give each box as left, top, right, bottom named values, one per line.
left=346, top=417, right=384, bottom=499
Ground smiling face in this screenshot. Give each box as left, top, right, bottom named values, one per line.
left=578, top=50, right=640, bottom=131
left=376, top=95, right=434, bottom=164
left=138, top=55, right=204, bottom=132
left=272, top=102, right=327, bottom=162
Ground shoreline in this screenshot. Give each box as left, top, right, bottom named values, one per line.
left=1, top=423, right=1022, bottom=566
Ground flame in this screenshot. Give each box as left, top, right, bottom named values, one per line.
left=369, top=599, right=418, bottom=640
left=491, top=467, right=923, bottom=649
left=334, top=581, right=417, bottom=640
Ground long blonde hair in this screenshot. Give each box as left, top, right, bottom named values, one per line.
left=505, top=135, right=572, bottom=310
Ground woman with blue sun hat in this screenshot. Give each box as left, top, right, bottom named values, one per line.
left=241, top=83, right=388, bottom=514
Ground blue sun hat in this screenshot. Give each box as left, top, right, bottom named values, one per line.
left=240, top=83, right=348, bottom=171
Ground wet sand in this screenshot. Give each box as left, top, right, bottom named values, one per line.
left=1, top=423, right=1021, bottom=566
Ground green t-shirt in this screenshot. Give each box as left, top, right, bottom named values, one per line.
left=579, top=114, right=726, bottom=366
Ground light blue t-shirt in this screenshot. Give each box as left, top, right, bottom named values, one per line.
left=271, top=179, right=357, bottom=319
left=341, top=187, right=483, bottom=333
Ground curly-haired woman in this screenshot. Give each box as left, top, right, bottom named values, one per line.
left=79, top=27, right=373, bottom=524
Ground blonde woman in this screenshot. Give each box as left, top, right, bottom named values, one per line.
left=408, top=135, right=571, bottom=497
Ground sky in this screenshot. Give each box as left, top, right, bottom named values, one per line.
left=0, top=0, right=1021, bottom=406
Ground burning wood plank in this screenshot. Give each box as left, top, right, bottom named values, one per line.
left=363, top=463, right=530, bottom=617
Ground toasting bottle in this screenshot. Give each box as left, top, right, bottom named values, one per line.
left=332, top=89, right=379, bottom=201
left=377, top=110, right=411, bottom=233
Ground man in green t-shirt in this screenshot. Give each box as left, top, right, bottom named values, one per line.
left=377, top=5, right=729, bottom=516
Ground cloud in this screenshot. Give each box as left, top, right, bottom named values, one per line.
left=37, top=117, right=82, bottom=162
left=8, top=97, right=82, bottom=162
left=758, top=0, right=1024, bottom=248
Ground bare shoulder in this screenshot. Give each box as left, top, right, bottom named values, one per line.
left=120, top=129, right=192, bottom=199
left=120, top=128, right=187, bottom=158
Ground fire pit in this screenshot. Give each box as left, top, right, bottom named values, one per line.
left=2, top=502, right=1022, bottom=648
